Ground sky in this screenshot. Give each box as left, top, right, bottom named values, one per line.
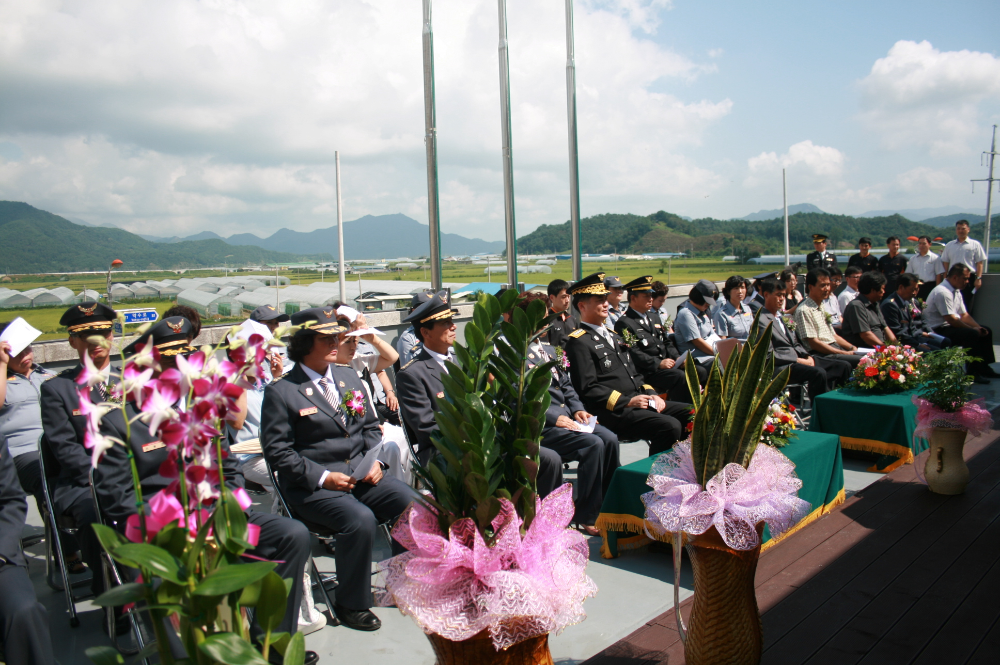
left=1, top=0, right=998, bottom=242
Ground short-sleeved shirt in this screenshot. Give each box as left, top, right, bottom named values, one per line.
left=940, top=238, right=987, bottom=274
left=837, top=285, right=859, bottom=313
left=924, top=280, right=967, bottom=329
left=878, top=253, right=908, bottom=290
left=0, top=365, right=55, bottom=457
left=848, top=253, right=880, bottom=273
left=713, top=301, right=754, bottom=340
left=674, top=301, right=716, bottom=359
left=822, top=295, right=842, bottom=326
left=396, top=326, right=422, bottom=366
left=841, top=296, right=888, bottom=347
left=793, top=296, right=838, bottom=346
left=907, top=251, right=941, bottom=283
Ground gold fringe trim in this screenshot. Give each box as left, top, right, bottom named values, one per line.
left=839, top=436, right=914, bottom=473
left=595, top=489, right=847, bottom=559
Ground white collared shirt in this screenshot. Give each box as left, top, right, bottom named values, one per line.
left=300, top=363, right=340, bottom=489
left=838, top=285, right=859, bottom=313
left=925, top=280, right=967, bottom=329
left=941, top=238, right=986, bottom=275
left=424, top=346, right=453, bottom=371
left=908, top=251, right=942, bottom=282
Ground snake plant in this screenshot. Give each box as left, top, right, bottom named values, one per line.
left=683, top=310, right=792, bottom=487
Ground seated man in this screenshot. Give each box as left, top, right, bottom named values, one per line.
left=614, top=275, right=697, bottom=403
left=603, top=276, right=625, bottom=331
left=565, top=273, right=692, bottom=457
left=793, top=269, right=863, bottom=369
left=40, top=302, right=119, bottom=601
left=547, top=278, right=579, bottom=349
left=100, top=318, right=316, bottom=657
left=674, top=280, right=723, bottom=366
left=0, top=434, right=54, bottom=665
left=396, top=293, right=564, bottom=495
left=823, top=266, right=844, bottom=332
left=841, top=271, right=897, bottom=349
left=924, top=263, right=999, bottom=383
left=744, top=273, right=772, bottom=312
left=250, top=304, right=291, bottom=335
left=757, top=278, right=850, bottom=401
left=395, top=292, right=432, bottom=367
left=262, top=306, right=418, bottom=632
left=881, top=273, right=949, bottom=351
left=838, top=265, right=862, bottom=313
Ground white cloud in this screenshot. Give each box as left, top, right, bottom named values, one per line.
left=858, top=40, right=1000, bottom=154
left=0, top=0, right=728, bottom=240
left=745, top=140, right=846, bottom=185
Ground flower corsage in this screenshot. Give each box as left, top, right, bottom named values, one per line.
left=342, top=389, right=367, bottom=418
left=555, top=345, right=571, bottom=371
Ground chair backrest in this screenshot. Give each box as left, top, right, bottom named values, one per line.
left=716, top=337, right=741, bottom=369
left=38, top=434, right=61, bottom=480
left=262, top=458, right=292, bottom=520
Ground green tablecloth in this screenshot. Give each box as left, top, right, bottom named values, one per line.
left=594, top=430, right=845, bottom=559
left=810, top=388, right=925, bottom=473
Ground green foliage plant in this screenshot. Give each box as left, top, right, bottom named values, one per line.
left=682, top=310, right=792, bottom=487
left=412, top=290, right=554, bottom=538
left=917, top=347, right=978, bottom=412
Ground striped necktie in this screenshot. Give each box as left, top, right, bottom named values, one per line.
left=317, top=377, right=347, bottom=427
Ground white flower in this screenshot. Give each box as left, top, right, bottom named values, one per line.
left=895, top=354, right=903, bottom=361
left=898, top=375, right=906, bottom=383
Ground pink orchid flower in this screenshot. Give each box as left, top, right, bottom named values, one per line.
left=175, top=351, right=207, bottom=393
left=84, top=429, right=117, bottom=467
left=76, top=352, right=110, bottom=389
left=119, top=365, right=154, bottom=406
left=192, top=375, right=242, bottom=421
left=140, top=380, right=180, bottom=435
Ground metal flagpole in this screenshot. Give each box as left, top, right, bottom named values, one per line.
left=973, top=125, right=998, bottom=263
left=783, top=168, right=790, bottom=266
left=564, top=0, right=582, bottom=281
left=335, top=151, right=347, bottom=304
left=497, top=0, right=517, bottom=288
left=422, top=0, right=443, bottom=291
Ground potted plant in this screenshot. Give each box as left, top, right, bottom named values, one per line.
left=81, top=322, right=307, bottom=665
left=641, top=318, right=811, bottom=665
left=850, top=344, right=922, bottom=393
left=378, top=291, right=597, bottom=664
left=912, top=347, right=992, bottom=495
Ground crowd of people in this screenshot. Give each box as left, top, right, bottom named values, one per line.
left=0, top=218, right=994, bottom=664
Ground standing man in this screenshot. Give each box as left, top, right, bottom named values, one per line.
left=547, top=278, right=578, bottom=349
left=939, top=220, right=987, bottom=311
left=565, top=274, right=691, bottom=457
left=840, top=272, right=897, bottom=348
left=924, top=264, right=998, bottom=383
left=603, top=276, right=625, bottom=331
left=806, top=234, right=838, bottom=271
left=847, top=237, right=880, bottom=274
left=908, top=235, right=943, bottom=301
left=878, top=236, right=908, bottom=296
left=793, top=269, right=864, bottom=368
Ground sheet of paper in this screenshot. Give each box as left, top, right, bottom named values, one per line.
left=229, top=319, right=272, bottom=344
left=675, top=349, right=692, bottom=366
left=230, top=438, right=262, bottom=455
left=336, top=305, right=361, bottom=323
left=350, top=442, right=384, bottom=481
left=577, top=415, right=598, bottom=433
left=345, top=327, right=385, bottom=337
left=0, top=317, right=42, bottom=357
left=855, top=347, right=876, bottom=355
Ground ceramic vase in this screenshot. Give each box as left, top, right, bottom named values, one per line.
left=924, top=427, right=969, bottom=495
left=426, top=629, right=553, bottom=665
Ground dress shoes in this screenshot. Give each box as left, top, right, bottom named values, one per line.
left=266, top=648, right=319, bottom=665
left=333, top=604, right=382, bottom=631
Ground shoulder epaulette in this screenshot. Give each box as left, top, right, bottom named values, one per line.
left=568, top=329, right=586, bottom=339
left=401, top=358, right=417, bottom=371
left=57, top=367, right=78, bottom=379
left=410, top=345, right=421, bottom=352
left=270, top=375, right=284, bottom=384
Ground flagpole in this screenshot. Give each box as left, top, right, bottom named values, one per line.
left=336, top=151, right=346, bottom=303
left=497, top=0, right=517, bottom=288
left=783, top=168, right=790, bottom=266
left=565, top=0, right=582, bottom=281
left=422, top=0, right=443, bottom=290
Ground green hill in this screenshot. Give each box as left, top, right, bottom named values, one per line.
left=0, top=202, right=332, bottom=272
left=517, top=210, right=950, bottom=255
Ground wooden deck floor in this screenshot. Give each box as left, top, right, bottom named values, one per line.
left=583, top=424, right=1000, bottom=665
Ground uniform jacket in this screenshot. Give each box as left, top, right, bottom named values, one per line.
left=757, top=310, right=811, bottom=366
left=565, top=325, right=656, bottom=418
left=0, top=435, right=28, bottom=567
left=396, top=349, right=446, bottom=454
left=548, top=312, right=579, bottom=350
left=395, top=327, right=423, bottom=367
left=261, top=363, right=381, bottom=506
left=614, top=308, right=669, bottom=378
left=881, top=294, right=932, bottom=340
left=527, top=342, right=586, bottom=429
left=806, top=251, right=838, bottom=271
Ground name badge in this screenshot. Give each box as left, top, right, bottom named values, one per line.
left=72, top=409, right=81, bottom=416
left=142, top=441, right=165, bottom=453
left=299, top=407, right=319, bottom=416
left=436, top=392, right=444, bottom=399
left=595, top=344, right=605, bottom=349
left=654, top=324, right=662, bottom=328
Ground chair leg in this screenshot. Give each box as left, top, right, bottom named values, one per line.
left=310, top=557, right=337, bottom=615
left=49, top=519, right=79, bottom=627
left=103, top=554, right=147, bottom=659
left=379, top=523, right=394, bottom=552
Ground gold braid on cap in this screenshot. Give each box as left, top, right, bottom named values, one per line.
left=420, top=308, right=456, bottom=324
left=67, top=321, right=113, bottom=333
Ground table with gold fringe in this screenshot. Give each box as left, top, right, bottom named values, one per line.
left=810, top=387, right=925, bottom=473
left=595, top=430, right=845, bottom=559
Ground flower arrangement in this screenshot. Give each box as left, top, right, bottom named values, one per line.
left=554, top=345, right=571, bottom=371
left=341, top=389, right=367, bottom=418
left=761, top=394, right=798, bottom=448
left=913, top=347, right=991, bottom=437
left=782, top=314, right=797, bottom=332
left=619, top=327, right=639, bottom=347
left=81, top=322, right=308, bottom=665
left=378, top=291, right=596, bottom=653
left=850, top=345, right=921, bottom=393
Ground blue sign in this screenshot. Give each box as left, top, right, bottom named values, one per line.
left=122, top=309, right=159, bottom=324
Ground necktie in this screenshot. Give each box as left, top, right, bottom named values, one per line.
left=317, top=377, right=347, bottom=427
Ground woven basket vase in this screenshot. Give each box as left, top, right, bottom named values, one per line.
left=684, top=524, right=764, bottom=665
left=426, top=627, right=553, bottom=665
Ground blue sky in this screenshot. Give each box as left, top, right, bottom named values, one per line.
left=0, top=0, right=997, bottom=242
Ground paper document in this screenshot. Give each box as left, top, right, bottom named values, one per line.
left=675, top=350, right=692, bottom=366
left=854, top=347, right=876, bottom=355
left=350, top=442, right=384, bottom=481
left=0, top=317, right=42, bottom=357
left=230, top=438, right=262, bottom=455
left=345, top=327, right=385, bottom=337
left=577, top=415, right=598, bottom=433
left=336, top=305, right=361, bottom=323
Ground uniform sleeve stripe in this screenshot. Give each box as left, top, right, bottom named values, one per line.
left=606, top=390, right=621, bottom=411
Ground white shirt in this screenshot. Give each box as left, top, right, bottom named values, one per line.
left=908, top=251, right=942, bottom=282
left=822, top=295, right=842, bottom=326
left=838, top=285, right=859, bottom=313
left=940, top=238, right=987, bottom=275
left=300, top=363, right=340, bottom=488
left=424, top=346, right=453, bottom=371
left=924, top=280, right=967, bottom=329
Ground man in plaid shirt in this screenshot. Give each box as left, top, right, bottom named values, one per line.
left=794, top=268, right=864, bottom=369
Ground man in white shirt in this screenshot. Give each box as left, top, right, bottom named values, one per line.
left=940, top=220, right=987, bottom=310
left=838, top=266, right=861, bottom=313
left=924, top=263, right=997, bottom=383
left=908, top=235, right=943, bottom=300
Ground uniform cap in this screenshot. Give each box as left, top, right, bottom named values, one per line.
left=622, top=275, right=654, bottom=292
left=249, top=304, right=290, bottom=323
left=569, top=273, right=609, bottom=296
left=409, top=291, right=433, bottom=311
left=812, top=234, right=829, bottom=242
left=403, top=292, right=458, bottom=324
left=603, top=275, right=624, bottom=289
left=123, top=316, right=196, bottom=357
left=60, top=301, right=117, bottom=335
left=290, top=306, right=348, bottom=335
left=689, top=279, right=719, bottom=308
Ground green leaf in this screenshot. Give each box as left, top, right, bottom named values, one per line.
left=282, top=632, right=307, bottom=665
left=152, top=522, right=188, bottom=559
left=215, top=488, right=250, bottom=552
left=85, top=646, right=124, bottom=665
left=198, top=632, right=269, bottom=665
left=92, top=523, right=129, bottom=557
left=92, top=582, right=147, bottom=608
left=156, top=580, right=185, bottom=607
left=255, top=571, right=290, bottom=634
left=238, top=577, right=264, bottom=607
left=194, top=561, right=276, bottom=596
left=113, top=544, right=185, bottom=584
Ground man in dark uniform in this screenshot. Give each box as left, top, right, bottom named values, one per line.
left=0, top=434, right=54, bottom=665
left=547, top=279, right=578, bottom=350
left=261, top=306, right=418, bottom=632
left=745, top=272, right=774, bottom=312
left=565, top=273, right=692, bottom=457
left=40, top=301, right=119, bottom=599
left=100, top=318, right=316, bottom=659
left=806, top=234, right=838, bottom=272
left=249, top=304, right=291, bottom=334
left=880, top=273, right=949, bottom=351
left=614, top=275, right=699, bottom=403
left=847, top=237, right=879, bottom=274
left=878, top=236, right=908, bottom=297
left=395, top=293, right=564, bottom=495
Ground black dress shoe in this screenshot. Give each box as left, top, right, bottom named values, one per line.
left=333, top=604, right=381, bottom=631
left=267, top=648, right=319, bottom=665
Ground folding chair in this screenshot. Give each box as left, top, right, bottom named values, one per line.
left=37, top=434, right=82, bottom=627
left=715, top=337, right=741, bottom=370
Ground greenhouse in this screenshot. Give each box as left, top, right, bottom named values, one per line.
left=47, top=286, right=77, bottom=304
left=22, top=288, right=64, bottom=306
left=176, top=289, right=242, bottom=317
left=0, top=291, right=33, bottom=308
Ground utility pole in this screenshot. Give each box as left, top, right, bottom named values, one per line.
left=336, top=151, right=347, bottom=304
left=496, top=0, right=518, bottom=289
left=564, top=0, right=582, bottom=281
left=783, top=168, right=790, bottom=266
left=972, top=124, right=998, bottom=266
left=422, top=0, right=443, bottom=290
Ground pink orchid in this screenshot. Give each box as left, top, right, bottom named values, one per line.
left=119, top=364, right=154, bottom=406
left=159, top=409, right=220, bottom=454
left=345, top=390, right=366, bottom=417
left=76, top=352, right=110, bottom=389
left=84, top=429, right=117, bottom=468
left=140, top=380, right=180, bottom=435
left=192, top=375, right=242, bottom=421
left=77, top=387, right=111, bottom=435
left=127, top=342, right=161, bottom=372
left=175, top=351, right=207, bottom=393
